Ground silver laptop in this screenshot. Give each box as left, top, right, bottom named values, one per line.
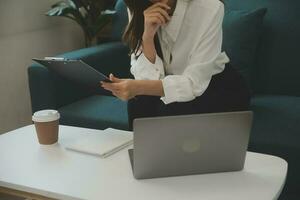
left=128, top=111, right=253, bottom=179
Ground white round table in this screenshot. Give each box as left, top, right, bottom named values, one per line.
left=0, top=125, right=287, bottom=200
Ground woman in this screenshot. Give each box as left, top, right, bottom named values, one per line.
left=101, top=0, right=250, bottom=130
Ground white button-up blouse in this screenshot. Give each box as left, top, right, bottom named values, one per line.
left=129, top=0, right=230, bottom=104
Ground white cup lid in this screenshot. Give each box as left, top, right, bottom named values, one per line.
left=32, top=110, right=60, bottom=123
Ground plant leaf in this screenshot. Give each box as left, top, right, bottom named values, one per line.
left=51, top=1, right=65, bottom=8
left=66, top=0, right=77, bottom=9
left=47, top=2, right=71, bottom=16
left=46, top=1, right=85, bottom=21
left=46, top=1, right=117, bottom=45
left=71, top=0, right=85, bottom=9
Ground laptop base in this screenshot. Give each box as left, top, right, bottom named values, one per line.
left=128, top=149, right=134, bottom=171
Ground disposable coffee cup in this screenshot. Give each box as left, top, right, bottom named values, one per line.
left=32, top=110, right=60, bottom=145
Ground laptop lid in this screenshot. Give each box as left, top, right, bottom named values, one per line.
left=131, top=111, right=253, bottom=179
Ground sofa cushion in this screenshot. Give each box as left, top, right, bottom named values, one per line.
left=249, top=95, right=300, bottom=197
left=58, top=95, right=129, bottom=130
left=222, top=8, right=267, bottom=92
left=225, top=0, right=300, bottom=97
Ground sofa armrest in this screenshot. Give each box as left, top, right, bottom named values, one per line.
left=28, top=64, right=56, bottom=113
left=28, top=63, right=94, bottom=113
left=28, top=42, right=131, bottom=112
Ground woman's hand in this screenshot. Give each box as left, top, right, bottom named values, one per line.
left=142, top=0, right=171, bottom=63
left=101, top=74, right=165, bottom=100
left=101, top=74, right=138, bottom=101
left=143, top=1, right=171, bottom=41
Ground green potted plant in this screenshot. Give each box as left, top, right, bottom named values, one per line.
left=46, top=0, right=116, bottom=47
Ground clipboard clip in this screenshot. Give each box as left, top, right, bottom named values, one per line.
left=44, top=57, right=66, bottom=61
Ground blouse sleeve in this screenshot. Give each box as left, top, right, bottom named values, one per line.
left=130, top=53, right=165, bottom=80
left=160, top=3, right=230, bottom=104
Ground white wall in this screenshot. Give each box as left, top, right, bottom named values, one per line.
left=0, top=0, right=85, bottom=134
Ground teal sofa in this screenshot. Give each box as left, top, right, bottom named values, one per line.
left=28, top=0, right=299, bottom=199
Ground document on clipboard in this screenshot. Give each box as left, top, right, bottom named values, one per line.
left=32, top=57, right=112, bottom=88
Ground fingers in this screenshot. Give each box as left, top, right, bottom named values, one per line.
left=148, top=2, right=171, bottom=11
left=100, top=81, right=134, bottom=101
left=100, top=76, right=134, bottom=101
left=109, top=74, right=122, bottom=83
left=100, top=73, right=121, bottom=91
left=144, top=3, right=171, bottom=25
left=109, top=74, right=114, bottom=81
left=101, top=82, right=121, bottom=92
left=147, top=7, right=171, bottom=21
left=148, top=13, right=167, bottom=25
left=147, top=15, right=164, bottom=26
left=145, top=12, right=170, bottom=26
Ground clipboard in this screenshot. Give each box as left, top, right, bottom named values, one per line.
left=32, top=57, right=112, bottom=88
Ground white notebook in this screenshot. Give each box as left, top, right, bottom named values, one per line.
left=65, top=128, right=133, bottom=158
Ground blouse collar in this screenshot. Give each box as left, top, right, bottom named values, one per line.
left=162, top=0, right=189, bottom=42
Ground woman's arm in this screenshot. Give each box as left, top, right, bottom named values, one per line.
left=130, top=2, right=170, bottom=80
left=142, top=2, right=171, bottom=63
left=134, top=80, right=164, bottom=96
left=101, top=75, right=164, bottom=101
left=141, top=38, right=157, bottom=64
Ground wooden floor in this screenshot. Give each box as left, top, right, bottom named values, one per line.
left=0, top=187, right=57, bottom=200
left=0, top=192, right=24, bottom=200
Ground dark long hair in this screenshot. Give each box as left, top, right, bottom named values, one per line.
left=122, top=0, right=224, bottom=56
left=122, top=0, right=152, bottom=56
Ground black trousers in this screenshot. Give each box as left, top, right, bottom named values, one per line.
left=127, top=63, right=251, bottom=131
